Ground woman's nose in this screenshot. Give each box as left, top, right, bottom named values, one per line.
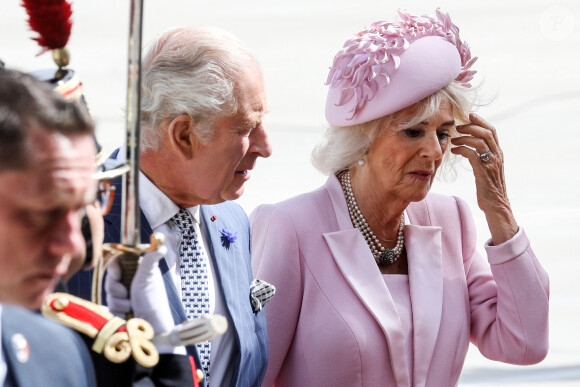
left=421, top=133, right=443, bottom=160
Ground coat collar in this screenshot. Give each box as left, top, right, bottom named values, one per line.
left=322, top=175, right=443, bottom=387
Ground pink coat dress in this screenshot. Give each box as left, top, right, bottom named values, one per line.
left=250, top=175, right=549, bottom=387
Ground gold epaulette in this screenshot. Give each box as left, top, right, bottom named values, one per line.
left=42, top=293, right=159, bottom=368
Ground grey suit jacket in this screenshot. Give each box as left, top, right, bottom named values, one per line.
left=2, top=305, right=96, bottom=387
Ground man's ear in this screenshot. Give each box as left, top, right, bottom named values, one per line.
left=166, top=115, right=198, bottom=160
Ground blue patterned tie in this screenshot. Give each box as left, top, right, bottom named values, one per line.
left=172, top=209, right=211, bottom=382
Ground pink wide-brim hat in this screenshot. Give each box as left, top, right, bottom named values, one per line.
left=325, top=9, right=477, bottom=127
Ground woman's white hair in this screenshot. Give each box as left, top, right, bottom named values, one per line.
left=140, top=26, right=258, bottom=151
left=312, top=82, right=476, bottom=177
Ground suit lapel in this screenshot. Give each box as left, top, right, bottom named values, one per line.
left=199, top=206, right=242, bottom=332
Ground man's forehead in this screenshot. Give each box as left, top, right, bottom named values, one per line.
left=0, top=162, right=96, bottom=210
left=35, top=136, right=96, bottom=178
left=27, top=127, right=91, bottom=154
left=236, top=66, right=267, bottom=110
left=248, top=100, right=267, bottom=121
left=26, top=132, right=96, bottom=200
left=243, top=91, right=268, bottom=119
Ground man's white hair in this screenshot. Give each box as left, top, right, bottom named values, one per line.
left=140, top=26, right=258, bottom=151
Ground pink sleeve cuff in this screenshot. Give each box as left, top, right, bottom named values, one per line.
left=484, top=227, right=530, bottom=265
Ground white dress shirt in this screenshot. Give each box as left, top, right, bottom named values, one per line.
left=139, top=171, right=235, bottom=386
left=0, top=305, right=6, bottom=386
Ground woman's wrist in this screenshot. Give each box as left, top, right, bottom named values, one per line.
left=484, top=206, right=519, bottom=245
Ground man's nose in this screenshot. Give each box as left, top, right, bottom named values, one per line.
left=47, top=209, right=86, bottom=259
left=250, top=125, right=273, bottom=158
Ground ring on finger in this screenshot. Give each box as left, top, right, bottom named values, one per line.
left=479, top=151, right=493, bottom=163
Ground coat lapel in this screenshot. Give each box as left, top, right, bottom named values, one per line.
left=325, top=225, right=443, bottom=387
left=323, top=176, right=445, bottom=387
left=324, top=230, right=411, bottom=387
left=405, top=223, right=443, bottom=386
left=323, top=176, right=411, bottom=387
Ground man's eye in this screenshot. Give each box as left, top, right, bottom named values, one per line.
left=27, top=209, right=59, bottom=228
left=238, top=126, right=253, bottom=135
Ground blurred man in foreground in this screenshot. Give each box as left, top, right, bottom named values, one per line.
left=0, top=68, right=97, bottom=386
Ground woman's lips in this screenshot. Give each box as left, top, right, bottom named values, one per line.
left=408, top=170, right=433, bottom=181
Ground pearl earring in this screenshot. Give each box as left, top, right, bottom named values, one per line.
left=358, top=149, right=368, bottom=167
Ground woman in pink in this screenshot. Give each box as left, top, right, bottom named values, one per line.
left=251, top=9, right=549, bottom=387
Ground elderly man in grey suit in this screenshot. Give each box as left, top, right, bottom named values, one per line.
left=0, top=69, right=97, bottom=387
left=68, top=26, right=273, bottom=387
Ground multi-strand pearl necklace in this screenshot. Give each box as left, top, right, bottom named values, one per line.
left=339, top=170, right=405, bottom=266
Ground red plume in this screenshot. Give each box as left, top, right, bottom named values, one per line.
left=22, top=0, right=73, bottom=54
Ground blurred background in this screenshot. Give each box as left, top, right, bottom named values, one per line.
left=2, top=0, right=579, bottom=385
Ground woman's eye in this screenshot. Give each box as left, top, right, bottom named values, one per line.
left=438, top=132, right=451, bottom=141
left=403, top=129, right=422, bottom=138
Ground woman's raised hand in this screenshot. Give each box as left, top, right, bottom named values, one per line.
left=451, top=113, right=518, bottom=244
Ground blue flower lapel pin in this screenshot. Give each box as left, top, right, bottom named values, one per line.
left=250, top=279, right=276, bottom=314
left=220, top=227, right=237, bottom=249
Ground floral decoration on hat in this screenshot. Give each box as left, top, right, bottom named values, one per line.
left=325, top=8, right=477, bottom=120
